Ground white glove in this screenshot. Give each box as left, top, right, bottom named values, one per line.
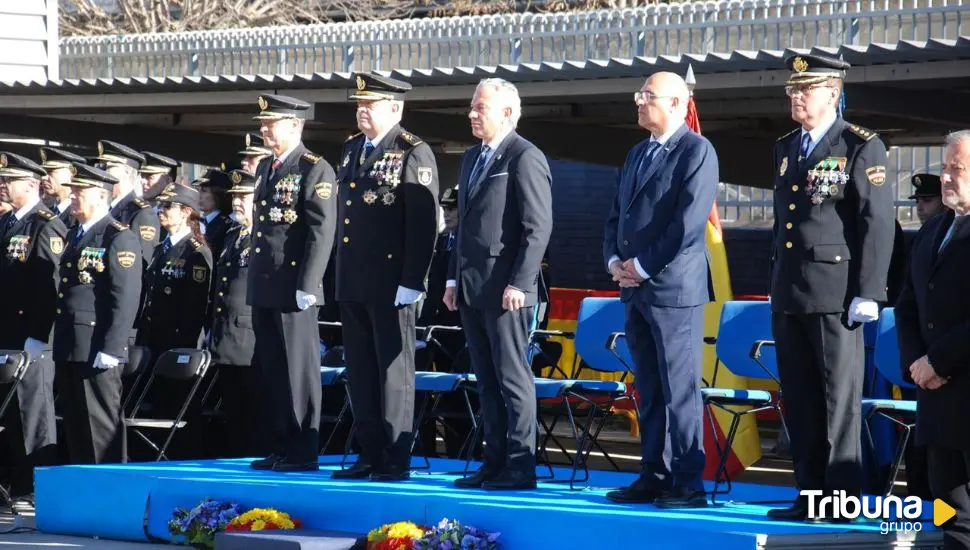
left=394, top=286, right=424, bottom=306
left=93, top=352, right=120, bottom=370
left=296, top=290, right=317, bottom=311
left=848, top=297, right=879, bottom=324
left=23, top=338, right=46, bottom=360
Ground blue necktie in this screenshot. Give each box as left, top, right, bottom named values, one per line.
left=162, top=236, right=172, bottom=254
left=798, top=132, right=812, bottom=166
left=637, top=140, right=662, bottom=178
left=446, top=232, right=454, bottom=251
left=73, top=226, right=85, bottom=245
left=466, top=145, right=491, bottom=196
left=360, top=142, right=375, bottom=165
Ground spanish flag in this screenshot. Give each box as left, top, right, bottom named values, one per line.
left=686, top=65, right=763, bottom=479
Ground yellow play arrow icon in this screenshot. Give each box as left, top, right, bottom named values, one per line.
left=935, top=499, right=956, bottom=526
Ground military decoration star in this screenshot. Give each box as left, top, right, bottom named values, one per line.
left=78, top=271, right=93, bottom=285
left=269, top=207, right=283, bottom=222
left=805, top=157, right=848, bottom=205
left=6, top=235, right=29, bottom=263
left=363, top=190, right=378, bottom=205
left=283, top=209, right=298, bottom=224
left=382, top=191, right=396, bottom=206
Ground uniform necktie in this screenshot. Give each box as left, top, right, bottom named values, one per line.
left=446, top=232, right=454, bottom=251
left=360, top=142, right=375, bottom=165
left=798, top=132, right=812, bottom=166
left=466, top=145, right=491, bottom=195
left=162, top=236, right=172, bottom=254
left=73, top=226, right=85, bottom=245
left=4, top=215, right=16, bottom=230
left=270, top=158, right=282, bottom=180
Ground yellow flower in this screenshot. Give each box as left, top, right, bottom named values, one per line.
left=251, top=520, right=266, bottom=531
left=386, top=521, right=424, bottom=539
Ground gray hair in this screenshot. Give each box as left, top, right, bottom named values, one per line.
left=476, top=78, right=522, bottom=128
left=945, top=130, right=970, bottom=148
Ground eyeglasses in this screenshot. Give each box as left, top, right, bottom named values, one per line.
left=633, top=90, right=672, bottom=104
left=785, top=84, right=833, bottom=97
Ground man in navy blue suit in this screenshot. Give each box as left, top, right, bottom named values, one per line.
left=602, top=72, right=718, bottom=508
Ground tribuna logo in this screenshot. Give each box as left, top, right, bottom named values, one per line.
left=802, top=490, right=923, bottom=532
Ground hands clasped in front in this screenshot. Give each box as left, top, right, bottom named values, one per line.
left=909, top=354, right=948, bottom=391
left=441, top=285, right=525, bottom=312
left=610, top=259, right=645, bottom=288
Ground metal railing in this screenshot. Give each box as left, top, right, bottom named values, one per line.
left=718, top=144, right=943, bottom=228
left=59, top=0, right=969, bottom=80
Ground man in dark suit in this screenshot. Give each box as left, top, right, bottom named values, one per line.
left=332, top=73, right=439, bottom=482
left=39, top=147, right=84, bottom=228
left=53, top=162, right=142, bottom=464
left=247, top=94, right=338, bottom=472
left=897, top=130, right=970, bottom=549
left=99, top=140, right=160, bottom=266
left=767, top=54, right=895, bottom=521
left=0, top=153, right=67, bottom=506
left=601, top=72, right=718, bottom=508
left=445, top=78, right=553, bottom=491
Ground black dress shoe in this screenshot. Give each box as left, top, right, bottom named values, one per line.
left=272, top=459, right=319, bottom=472
left=653, top=487, right=708, bottom=509
left=368, top=465, right=411, bottom=482
left=605, top=478, right=664, bottom=504
left=454, top=466, right=502, bottom=489
left=250, top=452, right=286, bottom=471
left=767, top=496, right=810, bottom=521
left=482, top=469, right=537, bottom=491
left=331, top=462, right=378, bottom=480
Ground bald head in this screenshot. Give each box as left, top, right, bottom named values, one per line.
left=636, top=72, right=690, bottom=136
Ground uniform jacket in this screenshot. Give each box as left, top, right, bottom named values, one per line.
left=418, top=231, right=459, bottom=327
left=138, top=233, right=213, bottom=355
left=770, top=119, right=895, bottom=314
left=602, top=124, right=718, bottom=308
left=895, top=210, right=970, bottom=449
left=247, top=143, right=337, bottom=309
left=203, top=212, right=232, bottom=259
left=335, top=124, right=440, bottom=304
left=448, top=132, right=553, bottom=310
left=209, top=225, right=255, bottom=366
left=53, top=216, right=143, bottom=364
left=0, top=204, right=68, bottom=348
left=110, top=192, right=160, bottom=265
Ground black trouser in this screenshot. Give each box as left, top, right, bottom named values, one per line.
left=773, top=312, right=864, bottom=495
left=0, top=355, right=56, bottom=495
left=901, top=386, right=932, bottom=499
left=252, top=305, right=322, bottom=462
left=55, top=361, right=123, bottom=464
left=459, top=304, right=535, bottom=474
left=928, top=445, right=970, bottom=550
left=341, top=301, right=417, bottom=469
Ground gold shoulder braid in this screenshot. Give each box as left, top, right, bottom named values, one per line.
left=847, top=124, right=877, bottom=142
left=111, top=220, right=127, bottom=231
left=777, top=128, right=799, bottom=142
left=302, top=152, right=321, bottom=164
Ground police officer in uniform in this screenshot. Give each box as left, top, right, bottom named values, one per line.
left=332, top=73, right=440, bottom=482
left=247, top=94, right=338, bottom=472
left=768, top=54, right=895, bottom=520
left=239, top=133, right=272, bottom=175
left=198, top=170, right=233, bottom=258
left=39, top=147, right=84, bottom=228
left=910, top=173, right=947, bottom=226
left=98, top=140, right=159, bottom=265
left=208, top=170, right=259, bottom=458
left=53, top=162, right=142, bottom=464
left=138, top=151, right=179, bottom=199
left=0, top=153, right=67, bottom=504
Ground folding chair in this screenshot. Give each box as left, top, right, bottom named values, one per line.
left=861, top=308, right=917, bottom=497
left=121, top=348, right=212, bottom=463
left=121, top=345, right=153, bottom=417
left=0, top=351, right=31, bottom=506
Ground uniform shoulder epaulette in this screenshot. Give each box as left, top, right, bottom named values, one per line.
left=346, top=132, right=363, bottom=142
left=302, top=152, right=321, bottom=164
left=36, top=209, right=55, bottom=221
left=190, top=237, right=203, bottom=251
left=134, top=198, right=151, bottom=209
left=398, top=130, right=423, bottom=147
left=777, top=128, right=799, bottom=142
left=110, top=220, right=127, bottom=231
left=846, top=123, right=877, bottom=142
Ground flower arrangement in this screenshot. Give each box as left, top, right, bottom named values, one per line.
left=366, top=520, right=427, bottom=550
left=226, top=507, right=304, bottom=532
left=167, top=498, right=242, bottom=549
left=415, top=518, right=501, bottom=550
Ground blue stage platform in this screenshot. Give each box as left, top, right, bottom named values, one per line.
left=35, top=457, right=942, bottom=549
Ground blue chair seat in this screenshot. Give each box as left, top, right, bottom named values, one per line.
left=320, top=366, right=346, bottom=386
left=701, top=387, right=773, bottom=406
left=571, top=380, right=627, bottom=395
left=862, top=398, right=918, bottom=416
left=415, top=371, right=472, bottom=393
left=535, top=378, right=576, bottom=399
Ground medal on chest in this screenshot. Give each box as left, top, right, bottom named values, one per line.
left=77, top=247, right=106, bottom=284
left=6, top=235, right=30, bottom=262
left=161, top=258, right=186, bottom=279
left=239, top=247, right=251, bottom=267
left=273, top=173, right=302, bottom=207
left=369, top=151, right=404, bottom=187
left=805, top=157, right=848, bottom=205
